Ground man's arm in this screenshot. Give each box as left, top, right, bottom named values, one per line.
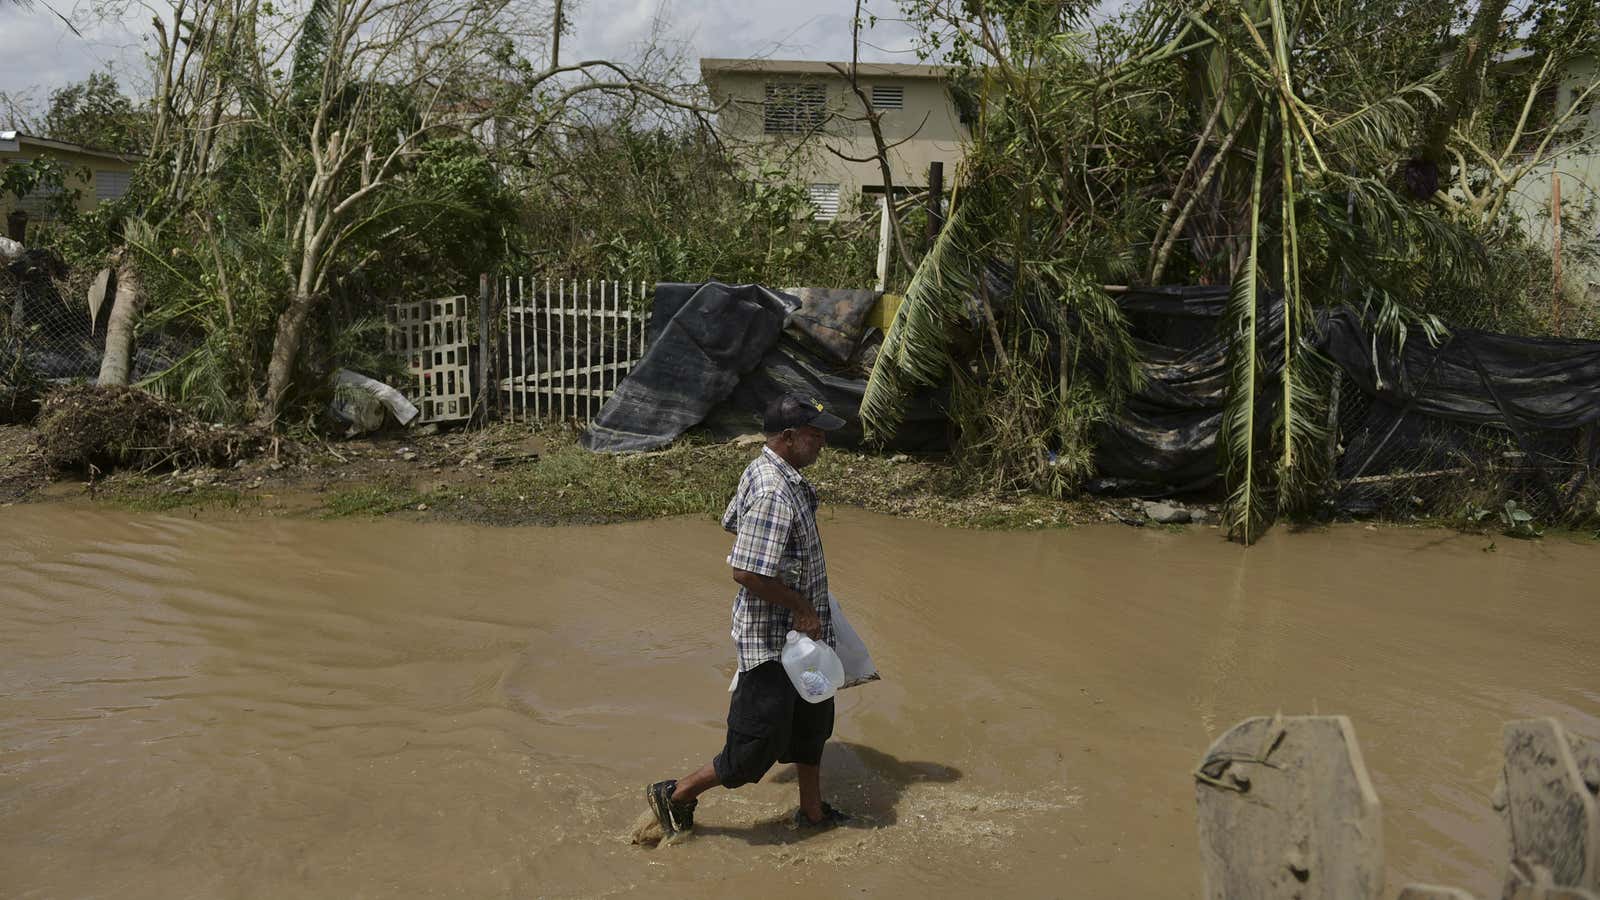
left=732, top=568, right=821, bottom=639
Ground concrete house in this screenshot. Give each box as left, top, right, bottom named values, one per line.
left=699, top=58, right=970, bottom=220
left=1, top=131, right=138, bottom=237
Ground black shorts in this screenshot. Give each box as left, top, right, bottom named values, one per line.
left=712, top=660, right=835, bottom=789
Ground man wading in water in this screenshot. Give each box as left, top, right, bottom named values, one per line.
left=644, top=393, right=852, bottom=839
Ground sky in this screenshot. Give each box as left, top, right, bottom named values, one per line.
left=0, top=0, right=931, bottom=117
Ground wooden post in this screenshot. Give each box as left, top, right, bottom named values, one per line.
left=1194, top=716, right=1384, bottom=899
left=477, top=273, right=489, bottom=424
left=875, top=195, right=891, bottom=292
left=1553, top=173, right=1564, bottom=334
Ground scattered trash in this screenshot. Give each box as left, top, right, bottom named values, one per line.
left=328, top=369, right=419, bottom=436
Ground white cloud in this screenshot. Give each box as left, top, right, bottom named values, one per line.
left=1, top=0, right=927, bottom=117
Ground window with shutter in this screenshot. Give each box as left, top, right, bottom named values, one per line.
left=807, top=183, right=840, bottom=221
left=870, top=85, right=904, bottom=110
left=764, top=82, right=827, bottom=134
left=95, top=169, right=132, bottom=202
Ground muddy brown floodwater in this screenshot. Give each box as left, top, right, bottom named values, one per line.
left=2, top=505, right=1596, bottom=898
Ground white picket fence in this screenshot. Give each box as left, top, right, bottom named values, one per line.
left=500, top=278, right=652, bottom=422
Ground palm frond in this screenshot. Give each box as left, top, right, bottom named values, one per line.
left=1277, top=340, right=1335, bottom=511
left=1320, top=82, right=1440, bottom=159
left=860, top=201, right=982, bottom=440
left=1222, top=118, right=1274, bottom=545
left=291, top=0, right=337, bottom=94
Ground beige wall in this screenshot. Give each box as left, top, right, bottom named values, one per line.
left=703, top=65, right=969, bottom=211
left=1, top=142, right=136, bottom=227
left=1499, top=54, right=1600, bottom=292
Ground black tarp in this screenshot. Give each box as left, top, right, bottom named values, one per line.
left=580, top=282, right=794, bottom=453
left=1089, top=286, right=1284, bottom=495
left=583, top=281, right=946, bottom=453
left=1089, top=286, right=1600, bottom=501
left=1316, top=307, right=1600, bottom=430
left=583, top=279, right=1600, bottom=511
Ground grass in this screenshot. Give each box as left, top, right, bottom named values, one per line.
left=320, top=481, right=429, bottom=519
left=60, top=423, right=1114, bottom=530
left=438, top=434, right=747, bottom=525
left=425, top=428, right=1103, bottom=529
left=97, top=476, right=255, bottom=513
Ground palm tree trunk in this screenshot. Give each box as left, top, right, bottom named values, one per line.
left=256, top=289, right=315, bottom=428
left=96, top=252, right=144, bottom=386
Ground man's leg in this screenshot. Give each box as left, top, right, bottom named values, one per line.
left=796, top=763, right=823, bottom=823
left=672, top=762, right=720, bottom=804
left=785, top=693, right=836, bottom=826
left=647, top=662, right=790, bottom=836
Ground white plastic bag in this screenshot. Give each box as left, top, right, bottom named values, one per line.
left=829, top=592, right=880, bottom=689
left=726, top=592, right=881, bottom=694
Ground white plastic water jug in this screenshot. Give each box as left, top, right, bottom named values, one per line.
left=780, top=630, right=846, bottom=704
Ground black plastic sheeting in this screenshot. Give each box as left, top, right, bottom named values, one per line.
left=584, top=280, right=1600, bottom=507
left=1317, top=307, right=1600, bottom=430
left=1089, top=286, right=1600, bottom=498
left=582, top=281, right=946, bottom=453
left=1089, top=286, right=1283, bottom=495
left=580, top=282, right=794, bottom=453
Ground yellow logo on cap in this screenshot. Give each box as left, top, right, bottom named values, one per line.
left=812, top=401, right=824, bottom=412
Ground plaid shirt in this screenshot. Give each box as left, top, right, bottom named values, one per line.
left=722, top=446, right=834, bottom=672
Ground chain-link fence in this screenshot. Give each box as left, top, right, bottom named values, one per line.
left=1329, top=370, right=1600, bottom=530
left=3, top=252, right=99, bottom=382
left=2, top=252, right=191, bottom=401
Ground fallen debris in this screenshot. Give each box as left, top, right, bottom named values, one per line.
left=35, top=384, right=260, bottom=472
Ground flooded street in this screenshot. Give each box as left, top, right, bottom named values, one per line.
left=2, top=505, right=1596, bottom=898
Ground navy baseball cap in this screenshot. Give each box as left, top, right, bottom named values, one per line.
left=763, top=393, right=846, bottom=433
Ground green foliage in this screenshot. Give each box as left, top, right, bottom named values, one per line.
left=0, top=157, right=78, bottom=216
left=1499, top=499, right=1543, bottom=538
left=321, top=480, right=427, bottom=518
left=879, top=0, right=1595, bottom=541
left=0, top=315, right=45, bottom=424
left=511, top=125, right=877, bottom=287
left=41, top=72, right=148, bottom=153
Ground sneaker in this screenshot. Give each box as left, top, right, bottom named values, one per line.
left=646, top=779, right=697, bottom=838
left=792, top=801, right=851, bottom=830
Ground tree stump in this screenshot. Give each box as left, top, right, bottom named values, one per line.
left=1195, top=715, right=1384, bottom=899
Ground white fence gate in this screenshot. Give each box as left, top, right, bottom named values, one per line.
left=500, top=278, right=652, bottom=422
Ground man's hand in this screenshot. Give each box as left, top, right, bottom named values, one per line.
left=791, top=606, right=822, bottom=640
left=732, top=567, right=822, bottom=639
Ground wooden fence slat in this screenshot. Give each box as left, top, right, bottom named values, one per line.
left=541, top=279, right=550, bottom=418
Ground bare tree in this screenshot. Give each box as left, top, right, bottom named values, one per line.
left=124, top=0, right=716, bottom=425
